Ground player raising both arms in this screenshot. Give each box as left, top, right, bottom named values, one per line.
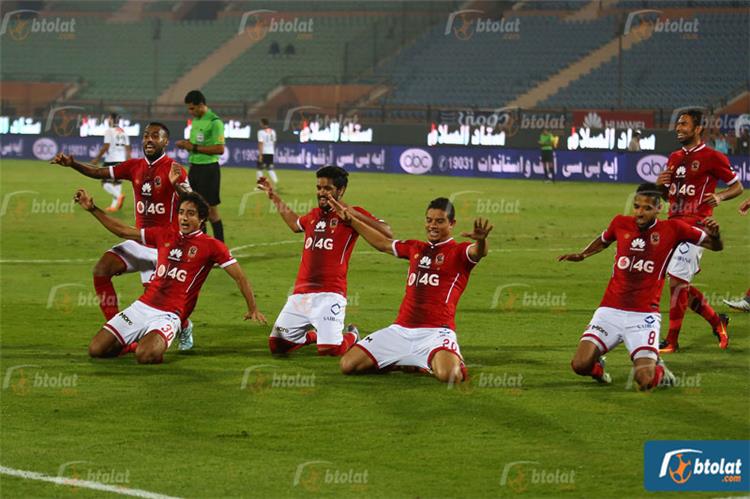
left=74, top=189, right=266, bottom=364
left=560, top=183, right=723, bottom=390
left=328, top=196, right=491, bottom=384
left=257, top=166, right=392, bottom=356
left=656, top=109, right=743, bottom=353
left=50, top=123, right=198, bottom=350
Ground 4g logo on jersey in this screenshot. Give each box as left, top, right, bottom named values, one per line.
left=617, top=256, right=655, bottom=273
left=136, top=201, right=166, bottom=215
left=155, top=264, right=187, bottom=282
left=408, top=271, right=440, bottom=287
left=669, top=184, right=696, bottom=197
left=304, top=236, right=333, bottom=251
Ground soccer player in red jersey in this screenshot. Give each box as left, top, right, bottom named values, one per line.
left=559, top=183, right=723, bottom=390
left=257, top=166, right=392, bottom=356
left=50, top=123, right=190, bottom=321
left=73, top=188, right=266, bottom=364
left=328, top=196, right=492, bottom=384
left=655, top=110, right=743, bottom=352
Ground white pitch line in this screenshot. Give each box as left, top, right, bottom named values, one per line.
left=229, top=239, right=299, bottom=252
left=0, top=465, right=181, bottom=499
left=0, top=258, right=98, bottom=264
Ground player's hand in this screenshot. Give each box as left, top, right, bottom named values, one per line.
left=702, top=217, right=721, bottom=238
left=169, top=162, right=183, bottom=185
left=74, top=188, right=94, bottom=211
left=256, top=176, right=275, bottom=198
left=461, top=218, right=493, bottom=241
left=701, top=193, right=722, bottom=207
left=655, top=169, right=672, bottom=186
left=558, top=253, right=584, bottom=262
left=50, top=153, right=75, bottom=167
left=739, top=198, right=750, bottom=215
left=174, top=139, right=191, bottom=150
left=244, top=309, right=267, bottom=324
left=325, top=194, right=351, bottom=222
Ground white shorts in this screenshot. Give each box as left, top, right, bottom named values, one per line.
left=667, top=242, right=703, bottom=283
left=355, top=324, right=463, bottom=371
left=580, top=307, right=660, bottom=361
left=108, top=240, right=158, bottom=284
left=103, top=300, right=180, bottom=348
left=270, top=292, right=347, bottom=347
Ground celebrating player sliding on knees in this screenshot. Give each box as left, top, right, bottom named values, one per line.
left=74, top=188, right=266, bottom=364
left=327, top=194, right=491, bottom=384
left=257, top=166, right=391, bottom=357
left=559, top=183, right=722, bottom=391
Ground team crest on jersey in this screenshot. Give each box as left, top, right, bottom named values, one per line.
left=650, top=232, right=660, bottom=245
left=314, top=220, right=327, bottom=232
left=418, top=255, right=432, bottom=268
left=691, top=160, right=700, bottom=171
left=188, top=246, right=198, bottom=258
left=154, top=176, right=162, bottom=187
left=675, top=166, right=687, bottom=178
left=330, top=218, right=339, bottom=228
left=630, top=237, right=646, bottom=251
left=141, top=182, right=153, bottom=196
left=196, top=132, right=205, bottom=143
left=436, top=253, right=445, bottom=265
left=168, top=248, right=183, bottom=262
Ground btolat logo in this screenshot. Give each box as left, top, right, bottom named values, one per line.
left=659, top=449, right=743, bottom=485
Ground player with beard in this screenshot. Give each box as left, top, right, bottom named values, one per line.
left=655, top=110, right=743, bottom=352
left=256, top=166, right=392, bottom=356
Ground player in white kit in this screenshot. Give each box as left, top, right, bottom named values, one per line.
left=92, top=113, right=131, bottom=212
left=257, top=118, right=278, bottom=184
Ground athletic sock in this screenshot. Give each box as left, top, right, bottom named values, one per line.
left=211, top=220, right=224, bottom=242
left=667, top=280, right=689, bottom=345
left=256, top=169, right=263, bottom=180
left=269, top=169, right=278, bottom=183
left=317, top=332, right=356, bottom=356
left=687, top=286, right=722, bottom=330
left=93, top=275, right=118, bottom=320
left=648, top=365, right=665, bottom=389
left=590, top=362, right=604, bottom=378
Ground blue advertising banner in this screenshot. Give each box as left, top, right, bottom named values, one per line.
left=3, top=135, right=748, bottom=187
left=644, top=440, right=750, bottom=492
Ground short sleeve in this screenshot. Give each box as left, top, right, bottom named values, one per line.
left=674, top=220, right=706, bottom=246
left=297, top=210, right=314, bottom=232
left=352, top=206, right=383, bottom=223
left=172, top=162, right=191, bottom=192
left=213, top=240, right=237, bottom=268
left=392, top=240, right=414, bottom=259
left=213, top=119, right=225, bottom=145
left=712, top=151, right=739, bottom=185
left=462, top=242, right=479, bottom=266
left=124, top=134, right=131, bottom=146
left=257, top=130, right=263, bottom=142
left=103, top=129, right=113, bottom=144
left=601, top=215, right=621, bottom=243
left=110, top=159, right=134, bottom=181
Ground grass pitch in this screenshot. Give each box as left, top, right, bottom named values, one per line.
left=0, top=159, right=748, bottom=498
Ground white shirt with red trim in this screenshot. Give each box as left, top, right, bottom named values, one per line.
left=392, top=238, right=477, bottom=330
left=138, top=226, right=236, bottom=321
left=599, top=215, right=706, bottom=312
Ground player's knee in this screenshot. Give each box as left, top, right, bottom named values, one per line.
left=268, top=337, right=287, bottom=354
left=135, top=349, right=162, bottom=364
left=339, top=354, right=357, bottom=374
left=634, top=367, right=655, bottom=389
left=88, top=341, right=107, bottom=358
left=317, top=345, right=339, bottom=357
left=433, top=364, right=463, bottom=384
left=571, top=358, right=593, bottom=376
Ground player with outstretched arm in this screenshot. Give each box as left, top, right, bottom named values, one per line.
left=559, top=183, right=723, bottom=390
left=257, top=166, right=392, bottom=357
left=74, top=188, right=266, bottom=364
left=328, top=195, right=491, bottom=384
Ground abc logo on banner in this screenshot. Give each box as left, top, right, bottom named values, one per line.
left=636, top=154, right=669, bottom=182
left=399, top=148, right=432, bottom=175
left=32, top=138, right=58, bottom=161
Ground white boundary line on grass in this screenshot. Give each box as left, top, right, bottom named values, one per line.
left=0, top=465, right=182, bottom=499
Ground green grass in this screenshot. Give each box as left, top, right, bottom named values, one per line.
left=0, top=159, right=748, bottom=498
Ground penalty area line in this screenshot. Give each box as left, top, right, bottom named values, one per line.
left=0, top=465, right=181, bottom=499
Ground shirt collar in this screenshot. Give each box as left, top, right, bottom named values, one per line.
left=146, top=153, right=166, bottom=167
left=429, top=237, right=455, bottom=248
left=180, top=229, right=203, bottom=239
left=681, top=142, right=705, bottom=154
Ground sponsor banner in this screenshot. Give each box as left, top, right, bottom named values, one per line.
left=573, top=110, right=654, bottom=129
left=3, top=135, right=748, bottom=187
left=644, top=440, right=749, bottom=492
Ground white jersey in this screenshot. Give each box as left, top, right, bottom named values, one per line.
left=103, top=126, right=130, bottom=163
left=257, top=127, right=276, bottom=155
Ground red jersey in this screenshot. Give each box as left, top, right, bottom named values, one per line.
left=665, top=143, right=739, bottom=225
left=293, top=206, right=378, bottom=296
left=139, top=226, right=236, bottom=320
left=599, top=215, right=705, bottom=312
left=392, top=238, right=477, bottom=330
left=109, top=153, right=189, bottom=230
